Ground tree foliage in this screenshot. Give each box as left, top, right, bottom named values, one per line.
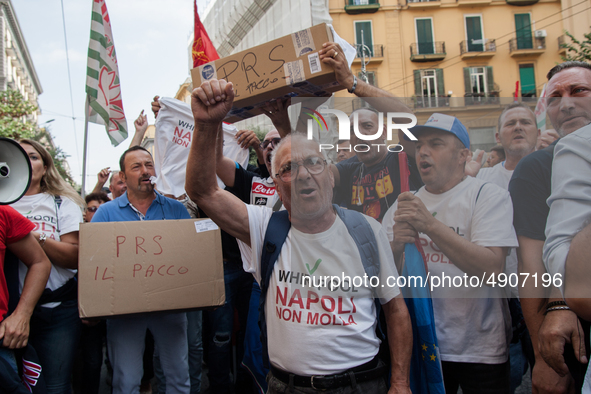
left=248, top=126, right=268, bottom=166
left=560, top=28, right=591, bottom=62
left=0, top=89, right=77, bottom=187
left=0, top=90, right=37, bottom=139
left=31, top=129, right=76, bottom=187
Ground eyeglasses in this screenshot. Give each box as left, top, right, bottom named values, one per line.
left=86, top=206, right=99, bottom=213
left=275, top=157, right=327, bottom=182
left=260, top=137, right=281, bottom=150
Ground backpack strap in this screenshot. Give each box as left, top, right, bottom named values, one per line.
left=258, top=209, right=290, bottom=368
left=333, top=204, right=380, bottom=278
left=333, top=205, right=388, bottom=346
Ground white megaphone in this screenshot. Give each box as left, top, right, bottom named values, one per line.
left=0, top=137, right=31, bottom=205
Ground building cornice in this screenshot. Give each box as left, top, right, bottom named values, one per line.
left=0, top=0, right=42, bottom=95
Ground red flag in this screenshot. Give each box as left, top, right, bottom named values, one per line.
left=192, top=1, right=219, bottom=68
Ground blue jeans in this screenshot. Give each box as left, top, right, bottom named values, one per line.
left=509, top=340, right=529, bottom=393
left=154, top=311, right=203, bottom=394
left=242, top=282, right=268, bottom=394
left=0, top=346, right=30, bottom=393
left=107, top=313, right=190, bottom=394
left=29, top=300, right=81, bottom=394
left=204, top=261, right=253, bottom=393
left=0, top=346, right=18, bottom=374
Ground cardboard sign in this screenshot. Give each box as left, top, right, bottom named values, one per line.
left=191, top=23, right=344, bottom=123
left=78, top=219, right=225, bottom=318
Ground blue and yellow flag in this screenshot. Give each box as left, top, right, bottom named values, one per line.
left=401, top=243, right=445, bottom=394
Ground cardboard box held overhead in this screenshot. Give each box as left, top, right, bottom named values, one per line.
left=191, top=23, right=344, bottom=123
left=78, top=219, right=224, bottom=319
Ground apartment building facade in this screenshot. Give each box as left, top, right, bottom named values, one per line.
left=330, top=0, right=591, bottom=150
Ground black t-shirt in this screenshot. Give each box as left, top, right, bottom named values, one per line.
left=215, top=164, right=278, bottom=264
left=335, top=151, right=422, bottom=222
left=508, top=140, right=558, bottom=241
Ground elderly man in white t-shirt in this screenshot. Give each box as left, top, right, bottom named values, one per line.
left=383, top=113, right=518, bottom=394
left=186, top=78, right=413, bottom=394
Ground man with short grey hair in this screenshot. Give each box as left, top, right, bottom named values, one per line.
left=186, top=78, right=413, bottom=394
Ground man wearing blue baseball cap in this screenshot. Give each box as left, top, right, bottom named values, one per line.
left=383, top=113, right=519, bottom=393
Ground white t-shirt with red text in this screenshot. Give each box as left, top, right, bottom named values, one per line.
left=382, top=176, right=518, bottom=364
left=11, top=193, right=83, bottom=308
left=238, top=204, right=400, bottom=375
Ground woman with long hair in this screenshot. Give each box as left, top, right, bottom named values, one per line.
left=10, top=138, right=84, bottom=394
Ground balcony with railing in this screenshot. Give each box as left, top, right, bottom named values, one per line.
left=460, top=39, right=496, bottom=59
left=414, top=96, right=450, bottom=109
left=464, top=92, right=500, bottom=106
left=345, top=0, right=380, bottom=14
left=352, top=43, right=384, bottom=63
left=509, top=36, right=546, bottom=56
left=506, top=0, right=538, bottom=5
left=410, top=42, right=446, bottom=62
left=407, top=0, right=440, bottom=6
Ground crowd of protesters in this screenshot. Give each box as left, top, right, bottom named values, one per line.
left=0, top=40, right=590, bottom=394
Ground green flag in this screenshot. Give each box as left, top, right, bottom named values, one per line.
left=85, top=0, right=127, bottom=146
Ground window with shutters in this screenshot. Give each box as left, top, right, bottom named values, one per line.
left=519, top=64, right=536, bottom=98
left=355, top=21, right=374, bottom=57
left=359, top=71, right=378, bottom=87
left=415, top=18, right=434, bottom=55
left=413, top=69, right=446, bottom=108
left=463, top=66, right=497, bottom=104
left=469, top=67, right=487, bottom=94
left=465, top=15, right=484, bottom=52
left=515, top=14, right=533, bottom=50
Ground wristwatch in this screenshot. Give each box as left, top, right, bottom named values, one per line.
left=39, top=232, right=47, bottom=247
left=347, top=75, right=358, bottom=94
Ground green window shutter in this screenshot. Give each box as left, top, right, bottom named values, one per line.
left=414, top=70, right=421, bottom=96
left=436, top=69, right=444, bottom=96
left=416, top=19, right=434, bottom=54
left=466, top=16, right=483, bottom=52
left=519, top=64, right=536, bottom=97
left=463, top=67, right=471, bottom=94
left=355, top=22, right=374, bottom=56
left=515, top=14, right=532, bottom=49
left=486, top=66, right=494, bottom=93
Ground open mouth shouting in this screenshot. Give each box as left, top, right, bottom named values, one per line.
left=419, top=160, right=433, bottom=174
